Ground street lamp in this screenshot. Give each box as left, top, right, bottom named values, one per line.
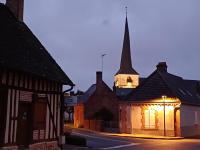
left=162, top=95, right=167, bottom=136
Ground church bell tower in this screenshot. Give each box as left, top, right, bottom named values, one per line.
left=114, top=9, right=139, bottom=89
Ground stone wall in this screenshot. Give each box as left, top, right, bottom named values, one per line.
left=1, top=141, right=59, bottom=150
left=29, top=141, right=59, bottom=150
left=84, top=119, right=103, bottom=131
left=2, top=146, right=18, bottom=150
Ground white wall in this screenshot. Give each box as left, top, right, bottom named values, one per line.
left=180, top=105, right=200, bottom=127
left=180, top=104, right=200, bottom=137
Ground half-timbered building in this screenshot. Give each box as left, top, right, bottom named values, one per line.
left=0, top=1, right=73, bottom=149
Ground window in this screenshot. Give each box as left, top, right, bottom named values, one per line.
left=127, top=77, right=133, bottom=87
left=144, top=109, right=156, bottom=129
left=179, top=89, right=186, bottom=95
left=197, top=94, right=200, bottom=99
left=33, top=99, right=47, bottom=130
left=186, top=90, right=192, bottom=96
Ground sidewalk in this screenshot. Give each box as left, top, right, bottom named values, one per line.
left=103, top=133, right=183, bottom=140
left=69, top=126, right=184, bottom=140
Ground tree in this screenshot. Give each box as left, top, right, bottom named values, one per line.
left=93, top=107, right=114, bottom=121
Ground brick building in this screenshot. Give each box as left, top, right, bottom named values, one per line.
left=74, top=72, right=119, bottom=131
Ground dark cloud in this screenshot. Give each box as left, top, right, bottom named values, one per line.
left=23, top=0, right=200, bottom=91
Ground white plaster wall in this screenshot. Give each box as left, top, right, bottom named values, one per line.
left=131, top=106, right=142, bottom=129
left=131, top=105, right=174, bottom=131
left=157, top=107, right=174, bottom=130
left=180, top=105, right=200, bottom=127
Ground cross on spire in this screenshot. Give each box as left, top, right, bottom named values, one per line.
left=125, top=6, right=128, bottom=18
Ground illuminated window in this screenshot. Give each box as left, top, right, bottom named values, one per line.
left=144, top=109, right=156, bottom=129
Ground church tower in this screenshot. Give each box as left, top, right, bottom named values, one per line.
left=114, top=10, right=139, bottom=89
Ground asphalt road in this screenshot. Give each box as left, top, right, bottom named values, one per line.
left=69, top=129, right=200, bottom=150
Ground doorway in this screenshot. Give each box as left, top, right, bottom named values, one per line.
left=0, top=87, right=8, bottom=146
left=17, top=102, right=31, bottom=146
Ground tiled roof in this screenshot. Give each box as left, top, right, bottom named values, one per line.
left=128, top=64, right=200, bottom=105
left=81, top=84, right=96, bottom=103
left=0, top=3, right=73, bottom=85
left=115, top=78, right=146, bottom=99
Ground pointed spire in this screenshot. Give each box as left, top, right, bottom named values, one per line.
left=125, top=6, right=128, bottom=18
left=116, top=7, right=138, bottom=75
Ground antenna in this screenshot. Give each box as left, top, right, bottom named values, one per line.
left=101, top=54, right=107, bottom=73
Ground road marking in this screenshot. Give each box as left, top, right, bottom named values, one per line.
left=98, top=143, right=140, bottom=149
left=73, top=132, right=132, bottom=144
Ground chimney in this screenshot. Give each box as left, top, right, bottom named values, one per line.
left=6, top=0, right=24, bottom=21
left=96, top=71, right=102, bottom=85
left=197, top=82, right=200, bottom=94
left=156, top=62, right=167, bottom=72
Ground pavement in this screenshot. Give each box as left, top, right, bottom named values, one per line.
left=64, top=127, right=200, bottom=150
left=65, top=131, right=200, bottom=150
left=65, top=125, right=183, bottom=140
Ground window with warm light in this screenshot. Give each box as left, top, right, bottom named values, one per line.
left=144, top=109, right=156, bottom=129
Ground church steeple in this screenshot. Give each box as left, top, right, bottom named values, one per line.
left=116, top=9, right=138, bottom=75
left=114, top=8, right=139, bottom=89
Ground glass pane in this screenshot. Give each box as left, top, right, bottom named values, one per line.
left=149, top=110, right=155, bottom=128
left=145, top=110, right=149, bottom=128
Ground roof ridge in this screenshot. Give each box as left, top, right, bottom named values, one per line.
left=127, top=70, right=157, bottom=99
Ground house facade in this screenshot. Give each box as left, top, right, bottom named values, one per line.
left=0, top=1, right=73, bottom=149
left=119, top=62, right=200, bottom=137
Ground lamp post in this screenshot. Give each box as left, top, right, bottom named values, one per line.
left=162, top=95, right=167, bottom=136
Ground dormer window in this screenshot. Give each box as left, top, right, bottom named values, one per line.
left=179, top=89, right=186, bottom=95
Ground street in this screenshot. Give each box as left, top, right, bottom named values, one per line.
left=68, top=129, right=200, bottom=150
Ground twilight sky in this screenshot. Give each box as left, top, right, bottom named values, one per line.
left=8, top=0, right=200, bottom=91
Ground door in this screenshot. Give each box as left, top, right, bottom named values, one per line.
left=17, top=102, right=31, bottom=146
left=0, top=87, right=8, bottom=146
